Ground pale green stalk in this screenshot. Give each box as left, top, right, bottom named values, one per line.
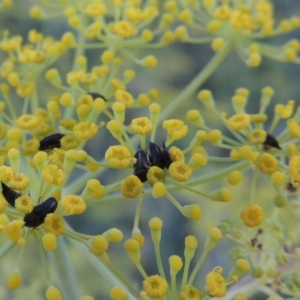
left=68, top=236, right=139, bottom=300
left=48, top=236, right=80, bottom=300
left=158, top=42, right=233, bottom=122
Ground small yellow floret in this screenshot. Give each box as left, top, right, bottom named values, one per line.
left=247, top=129, right=266, bottom=145
left=121, top=175, right=143, bottom=198
left=61, top=195, right=86, bottom=215
left=73, top=122, right=98, bottom=140
left=42, top=233, right=57, bottom=251
left=110, top=286, right=128, bottom=300
left=206, top=270, right=226, bottom=297
left=169, top=161, right=192, bottom=182
left=131, top=117, right=152, bottom=135
left=89, top=235, right=109, bottom=254
left=180, top=285, right=202, bottom=300
left=105, top=145, right=132, bottom=168
left=9, top=173, right=30, bottom=191
left=211, top=37, right=225, bottom=52
left=228, top=114, right=250, bottom=131
left=227, top=170, right=242, bottom=186
left=143, top=55, right=157, bottom=68
left=163, top=119, right=188, bottom=141
left=182, top=204, right=202, bottom=220
left=257, top=153, right=277, bottom=175
left=15, top=195, right=34, bottom=214
left=45, top=286, right=63, bottom=300
left=44, top=213, right=65, bottom=236
left=16, top=114, right=40, bottom=130
left=143, top=275, right=168, bottom=298
left=152, top=182, right=166, bottom=198
left=115, top=90, right=134, bottom=108
left=240, top=204, right=264, bottom=227
left=111, top=21, right=137, bottom=38
left=7, top=270, right=22, bottom=290
left=169, top=255, right=183, bottom=273
left=271, top=171, right=285, bottom=187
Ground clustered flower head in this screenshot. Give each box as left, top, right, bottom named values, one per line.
left=0, top=0, right=299, bottom=299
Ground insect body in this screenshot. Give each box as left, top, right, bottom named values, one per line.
left=263, top=133, right=281, bottom=150
left=23, top=197, right=58, bottom=228
left=133, top=142, right=172, bottom=182
left=1, top=182, right=58, bottom=228
left=1, top=181, right=21, bottom=207
left=87, top=92, right=107, bottom=101
left=133, top=146, right=150, bottom=182
left=39, top=133, right=65, bottom=151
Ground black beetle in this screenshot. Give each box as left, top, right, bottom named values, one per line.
left=39, top=133, right=65, bottom=151
left=133, top=146, right=150, bottom=182
left=1, top=181, right=21, bottom=207
left=148, top=141, right=172, bottom=169
left=263, top=133, right=281, bottom=150
left=87, top=92, right=107, bottom=101
left=23, top=197, right=58, bottom=228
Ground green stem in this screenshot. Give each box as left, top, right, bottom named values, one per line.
left=188, top=249, right=210, bottom=285
left=48, top=236, right=80, bottom=300
left=68, top=235, right=139, bottom=299
left=158, top=42, right=233, bottom=122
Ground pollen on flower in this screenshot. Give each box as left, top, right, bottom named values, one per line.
left=121, top=175, right=143, bottom=198
left=206, top=269, right=226, bottom=297
left=103, top=228, right=123, bottom=243
left=7, top=270, right=22, bottom=290
left=209, top=188, right=232, bottom=202
left=227, top=114, right=251, bottom=131
left=163, top=119, right=188, bottom=141
left=9, top=173, right=30, bottom=190
left=143, top=55, right=157, bottom=68
left=85, top=3, right=107, bottom=17
left=42, top=165, right=65, bottom=186
left=211, top=37, right=225, bottom=52
left=143, top=275, right=168, bottom=298
left=89, top=235, right=109, bottom=254
left=22, top=139, right=40, bottom=155
left=147, top=167, right=165, bottom=186
left=180, top=285, right=201, bottom=300
left=45, top=286, right=63, bottom=300
left=115, top=90, right=134, bottom=108
left=257, top=153, right=277, bottom=175
left=247, top=129, right=267, bottom=145
left=44, top=213, right=65, bottom=236
left=271, top=171, right=285, bottom=187
left=42, top=233, right=57, bottom=251
left=169, top=161, right=192, bottom=182
left=275, top=100, right=294, bottom=119
left=15, top=114, right=40, bottom=130
left=182, top=204, right=202, bottom=220
left=16, top=82, right=35, bottom=97
left=0, top=165, right=14, bottom=181
left=240, top=204, right=264, bottom=227
left=131, top=117, right=153, bottom=135
left=73, top=122, right=98, bottom=140
left=61, top=195, right=86, bottom=215
left=152, top=182, right=166, bottom=198
left=15, top=195, right=34, bottom=213
left=3, top=220, right=24, bottom=241
left=105, top=145, right=132, bottom=168
left=111, top=21, right=137, bottom=38
left=227, top=170, right=242, bottom=186
left=110, top=286, right=128, bottom=300
left=169, top=255, right=183, bottom=273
